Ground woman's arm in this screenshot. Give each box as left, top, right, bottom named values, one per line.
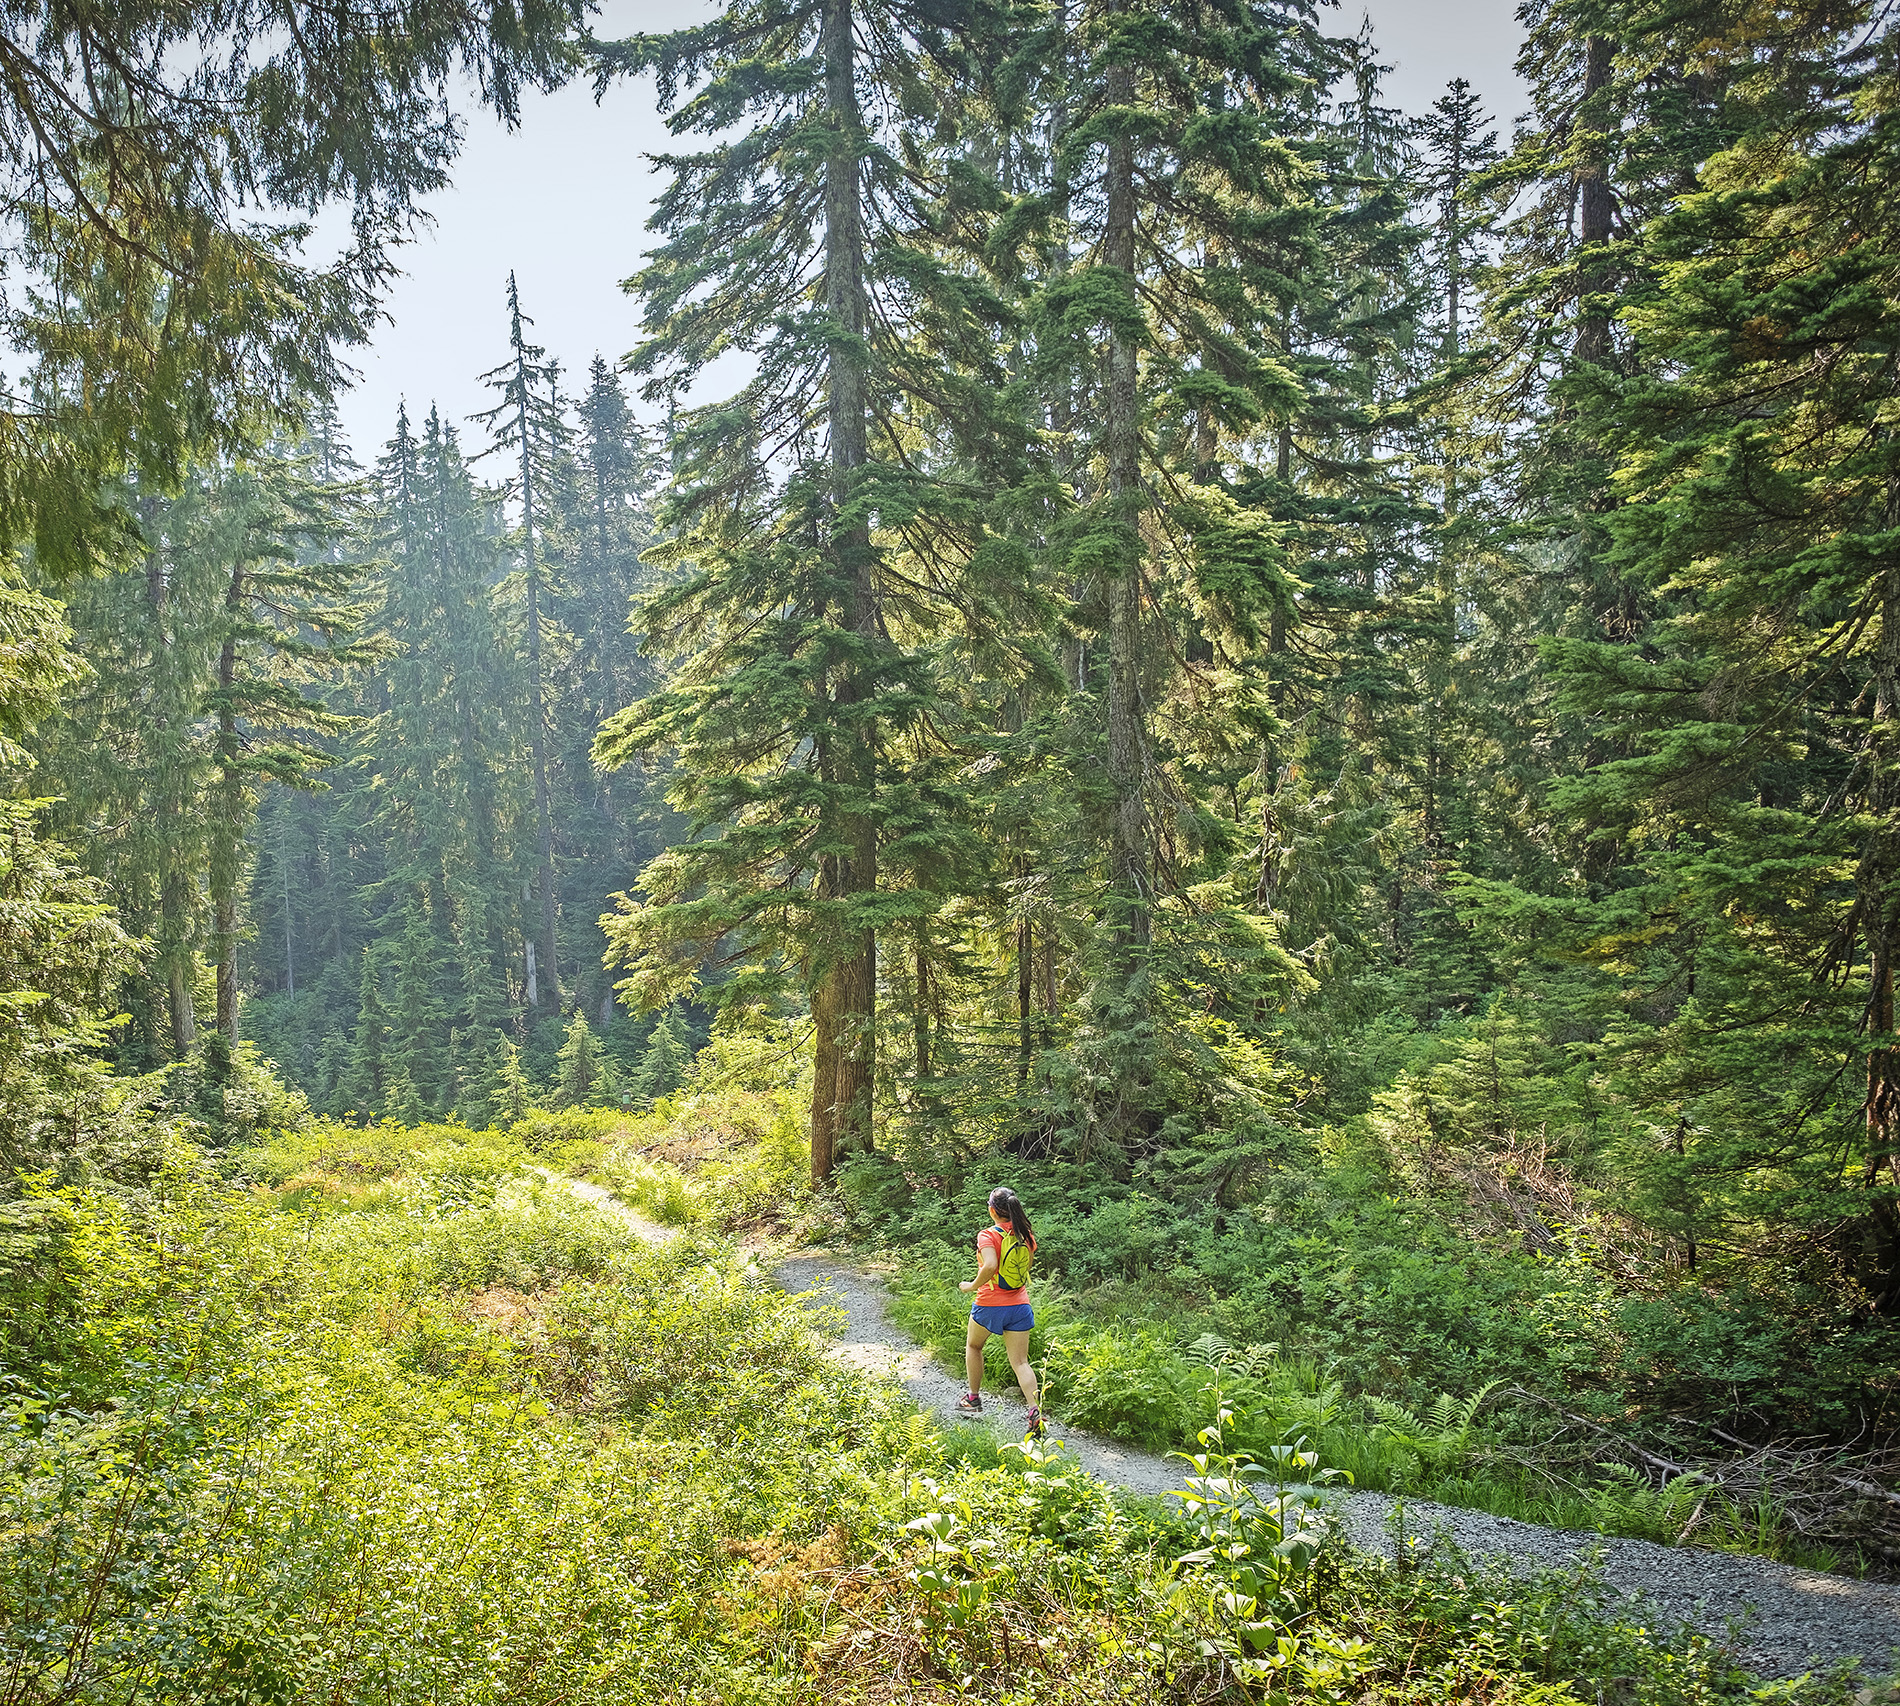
left=959, top=1237, right=1000, bottom=1293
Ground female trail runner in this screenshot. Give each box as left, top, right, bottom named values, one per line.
left=956, top=1186, right=1043, bottom=1438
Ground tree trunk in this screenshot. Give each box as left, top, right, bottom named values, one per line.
left=163, top=881, right=196, bottom=1056
left=914, top=921, right=931, bottom=1082
left=1861, top=524, right=1900, bottom=1311
left=811, top=0, right=877, bottom=1178
left=810, top=851, right=842, bottom=1184
left=514, top=300, right=562, bottom=1010
left=280, top=811, right=296, bottom=999
left=1103, top=64, right=1149, bottom=968
left=213, top=625, right=241, bottom=1046
left=1257, top=424, right=1293, bottom=914
left=1572, top=35, right=1615, bottom=367
left=1017, top=913, right=1033, bottom=1081
left=144, top=508, right=199, bottom=1058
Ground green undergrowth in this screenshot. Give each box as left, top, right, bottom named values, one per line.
left=547, top=1094, right=1872, bottom=1571
left=0, top=1114, right=1877, bottom=1704
left=843, top=1160, right=1873, bottom=1573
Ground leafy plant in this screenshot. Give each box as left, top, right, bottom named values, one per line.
left=1171, top=1400, right=1347, bottom=1686
left=1364, top=1378, right=1503, bottom=1481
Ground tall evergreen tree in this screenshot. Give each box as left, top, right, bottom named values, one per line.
left=593, top=0, right=1029, bottom=1180
left=476, top=276, right=568, bottom=1012
left=35, top=451, right=362, bottom=1061
left=1527, top=4, right=1900, bottom=1303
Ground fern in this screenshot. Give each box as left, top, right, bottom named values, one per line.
left=1365, top=1379, right=1502, bottom=1472
left=1588, top=1461, right=1711, bottom=1542
left=1183, top=1331, right=1279, bottom=1377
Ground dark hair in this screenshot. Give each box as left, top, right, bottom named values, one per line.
left=987, top=1187, right=1034, bottom=1243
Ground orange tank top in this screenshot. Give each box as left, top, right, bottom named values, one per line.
left=975, top=1225, right=1033, bottom=1306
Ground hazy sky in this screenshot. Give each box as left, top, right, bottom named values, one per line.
left=330, top=0, right=1527, bottom=460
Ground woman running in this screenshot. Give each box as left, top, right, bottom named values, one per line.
left=957, top=1186, right=1042, bottom=1437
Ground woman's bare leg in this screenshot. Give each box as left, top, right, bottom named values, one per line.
left=1003, top=1330, right=1039, bottom=1408
left=965, top=1319, right=991, bottom=1396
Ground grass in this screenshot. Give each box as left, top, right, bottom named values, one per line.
left=1, top=1112, right=1880, bottom=1704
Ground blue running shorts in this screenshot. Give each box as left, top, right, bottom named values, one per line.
left=971, top=1301, right=1034, bottom=1333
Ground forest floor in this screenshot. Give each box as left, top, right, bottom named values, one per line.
left=558, top=1172, right=1900, bottom=1684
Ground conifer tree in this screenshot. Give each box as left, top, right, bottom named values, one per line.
left=491, top=1036, right=537, bottom=1126
left=1529, top=5, right=1900, bottom=1303
left=555, top=1010, right=604, bottom=1108
left=194, top=457, right=367, bottom=1046
left=349, top=950, right=388, bottom=1115
left=4, top=0, right=589, bottom=573
left=633, top=1005, right=693, bottom=1107
left=476, top=277, right=567, bottom=1011
left=1002, top=0, right=1402, bottom=1143
left=37, top=450, right=363, bottom=1060
left=593, top=0, right=1027, bottom=1179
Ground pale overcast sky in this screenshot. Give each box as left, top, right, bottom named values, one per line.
left=330, top=0, right=1527, bottom=462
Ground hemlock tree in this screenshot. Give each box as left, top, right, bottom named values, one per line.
left=592, top=0, right=1028, bottom=1181
left=36, top=452, right=364, bottom=1060
left=633, top=1005, right=693, bottom=1106
left=555, top=1010, right=603, bottom=1107
left=353, top=405, right=531, bottom=1117
left=1005, top=0, right=1401, bottom=1147
left=4, top=0, right=588, bottom=573
left=192, top=457, right=369, bottom=1048
left=491, top=1036, right=537, bottom=1125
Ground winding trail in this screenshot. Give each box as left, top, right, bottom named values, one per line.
left=549, top=1172, right=1900, bottom=1682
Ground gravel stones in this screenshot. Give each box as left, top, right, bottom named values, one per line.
left=770, top=1251, right=1900, bottom=1684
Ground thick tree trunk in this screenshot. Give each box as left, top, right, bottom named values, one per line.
left=809, top=855, right=842, bottom=1184
left=1861, top=535, right=1900, bottom=1310
left=1572, top=35, right=1615, bottom=367
left=811, top=0, right=877, bottom=1178
left=830, top=821, right=876, bottom=1158
left=1103, top=66, right=1149, bottom=967
left=163, top=886, right=197, bottom=1055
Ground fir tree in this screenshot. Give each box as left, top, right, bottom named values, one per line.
left=593, top=0, right=1027, bottom=1179
left=349, top=950, right=388, bottom=1116
left=475, top=277, right=567, bottom=1012
left=1528, top=4, right=1900, bottom=1304
left=555, top=1010, right=604, bottom=1108
left=36, top=449, right=364, bottom=1059
left=633, top=1006, right=693, bottom=1107
left=490, top=1036, right=538, bottom=1127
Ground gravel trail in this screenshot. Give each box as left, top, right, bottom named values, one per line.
left=771, top=1251, right=1900, bottom=1684
left=545, top=1175, right=1900, bottom=1682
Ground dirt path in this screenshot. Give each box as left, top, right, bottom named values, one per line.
left=546, top=1174, right=1900, bottom=1682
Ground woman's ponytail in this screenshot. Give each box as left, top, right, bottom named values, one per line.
left=988, top=1186, right=1034, bottom=1243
